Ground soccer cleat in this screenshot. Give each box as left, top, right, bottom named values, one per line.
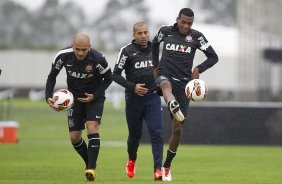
left=85, top=169, right=96, bottom=181
left=162, top=167, right=172, bottom=181
left=154, top=168, right=162, bottom=181
left=126, top=160, right=136, bottom=178
left=168, top=100, right=184, bottom=122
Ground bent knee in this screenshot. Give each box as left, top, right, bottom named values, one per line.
left=69, top=131, right=82, bottom=144
left=159, top=80, right=171, bottom=89
left=86, top=121, right=99, bottom=134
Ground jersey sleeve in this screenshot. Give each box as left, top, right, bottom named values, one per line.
left=113, top=47, right=136, bottom=92
left=195, top=32, right=219, bottom=73
left=92, top=54, right=113, bottom=98
left=96, top=54, right=111, bottom=74
left=152, top=25, right=166, bottom=68
left=45, top=52, right=64, bottom=101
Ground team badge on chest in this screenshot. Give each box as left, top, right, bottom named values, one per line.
left=85, top=64, right=93, bottom=73
left=185, top=34, right=193, bottom=43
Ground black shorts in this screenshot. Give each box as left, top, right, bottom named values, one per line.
left=156, top=74, right=190, bottom=118
left=67, top=96, right=105, bottom=132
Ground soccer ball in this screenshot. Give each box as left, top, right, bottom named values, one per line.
left=185, top=79, right=208, bottom=101
left=52, top=89, right=74, bottom=111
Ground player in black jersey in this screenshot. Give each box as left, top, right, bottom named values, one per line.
left=45, top=33, right=113, bottom=181
left=113, top=22, right=163, bottom=180
left=152, top=8, right=218, bottom=181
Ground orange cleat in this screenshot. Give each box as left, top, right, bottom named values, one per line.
left=126, top=160, right=136, bottom=178
left=154, top=168, right=162, bottom=181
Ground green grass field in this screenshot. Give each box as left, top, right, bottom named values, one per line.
left=0, top=98, right=282, bottom=183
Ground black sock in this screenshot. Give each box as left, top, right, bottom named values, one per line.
left=72, top=138, right=88, bottom=167
left=163, top=149, right=176, bottom=168
left=87, top=133, right=100, bottom=169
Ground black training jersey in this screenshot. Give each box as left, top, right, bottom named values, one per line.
left=45, top=47, right=112, bottom=100
left=113, top=41, right=157, bottom=96
left=152, top=23, right=218, bottom=82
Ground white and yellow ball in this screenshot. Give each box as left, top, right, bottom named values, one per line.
left=185, top=79, right=208, bottom=101
left=52, top=89, right=74, bottom=110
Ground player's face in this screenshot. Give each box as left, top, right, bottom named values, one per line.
left=177, top=14, right=194, bottom=35
left=133, top=25, right=150, bottom=48
left=72, top=39, right=90, bottom=61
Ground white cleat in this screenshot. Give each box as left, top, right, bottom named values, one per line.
left=162, top=167, right=172, bottom=181
left=168, top=100, right=184, bottom=122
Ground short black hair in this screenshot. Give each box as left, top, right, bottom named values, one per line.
left=178, top=8, right=194, bottom=18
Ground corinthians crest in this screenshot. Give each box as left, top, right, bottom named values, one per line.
left=185, top=34, right=193, bottom=42
left=85, top=64, right=93, bottom=72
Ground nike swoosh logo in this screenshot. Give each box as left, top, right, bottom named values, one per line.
left=96, top=115, right=101, bottom=118
left=91, top=145, right=99, bottom=148
left=133, top=52, right=139, bottom=56
left=67, top=64, right=72, bottom=66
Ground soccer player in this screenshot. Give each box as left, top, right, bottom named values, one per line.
left=45, top=33, right=113, bottom=181
left=113, top=22, right=163, bottom=180
left=152, top=8, right=218, bottom=181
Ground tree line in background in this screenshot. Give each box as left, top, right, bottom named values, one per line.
left=0, top=0, right=84, bottom=49
left=0, top=0, right=235, bottom=50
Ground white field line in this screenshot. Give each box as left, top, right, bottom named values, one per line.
left=19, top=140, right=127, bottom=147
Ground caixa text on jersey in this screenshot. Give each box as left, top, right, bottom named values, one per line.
left=68, top=71, right=93, bottom=78
left=165, top=43, right=191, bottom=53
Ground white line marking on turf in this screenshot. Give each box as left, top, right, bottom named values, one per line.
left=21, top=140, right=127, bottom=147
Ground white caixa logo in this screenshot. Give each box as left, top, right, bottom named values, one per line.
left=165, top=43, right=191, bottom=53
left=68, top=71, right=93, bottom=78
left=135, top=60, right=153, bottom=69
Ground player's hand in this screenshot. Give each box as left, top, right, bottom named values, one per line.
left=135, top=83, right=148, bottom=96
left=78, top=93, right=94, bottom=103
left=47, top=98, right=66, bottom=111
left=192, top=67, right=200, bottom=79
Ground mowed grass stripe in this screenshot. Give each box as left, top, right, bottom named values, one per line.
left=0, top=98, right=282, bottom=183
left=1, top=144, right=282, bottom=184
